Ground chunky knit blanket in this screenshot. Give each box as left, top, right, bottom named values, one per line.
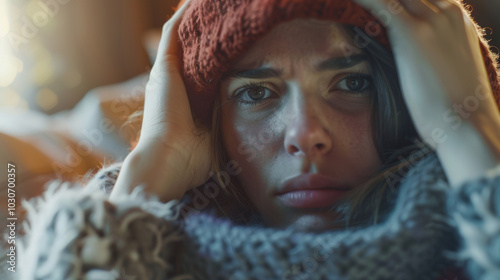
left=10, top=152, right=500, bottom=280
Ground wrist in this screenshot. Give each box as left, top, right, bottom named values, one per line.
left=435, top=114, right=500, bottom=188
left=467, top=109, right=500, bottom=160
left=111, top=149, right=188, bottom=203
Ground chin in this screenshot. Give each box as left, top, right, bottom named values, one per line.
left=283, top=212, right=347, bottom=232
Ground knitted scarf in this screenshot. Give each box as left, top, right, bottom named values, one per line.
left=17, top=151, right=472, bottom=280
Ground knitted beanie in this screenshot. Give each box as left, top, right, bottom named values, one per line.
left=177, top=0, right=500, bottom=122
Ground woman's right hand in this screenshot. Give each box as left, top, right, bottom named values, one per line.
left=110, top=0, right=212, bottom=203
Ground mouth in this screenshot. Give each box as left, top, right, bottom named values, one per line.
left=275, top=173, right=351, bottom=209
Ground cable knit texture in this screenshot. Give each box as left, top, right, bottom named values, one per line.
left=448, top=167, right=500, bottom=280
left=17, top=179, right=187, bottom=280
left=11, top=151, right=500, bottom=280
left=178, top=0, right=500, bottom=121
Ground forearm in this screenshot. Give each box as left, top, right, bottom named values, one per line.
left=110, top=144, right=195, bottom=203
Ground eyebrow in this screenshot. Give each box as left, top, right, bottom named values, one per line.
left=225, top=67, right=283, bottom=80
left=224, top=54, right=368, bottom=80
left=315, top=54, right=368, bottom=71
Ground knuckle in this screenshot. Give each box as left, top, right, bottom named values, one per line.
left=379, top=0, right=397, bottom=13
left=440, top=1, right=463, bottom=17
left=463, top=16, right=476, bottom=29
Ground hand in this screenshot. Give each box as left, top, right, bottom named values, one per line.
left=110, top=0, right=212, bottom=202
left=351, top=0, right=500, bottom=186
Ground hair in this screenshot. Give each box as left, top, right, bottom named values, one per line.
left=197, top=23, right=434, bottom=228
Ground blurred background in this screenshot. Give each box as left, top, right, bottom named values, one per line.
left=0, top=0, right=178, bottom=114
left=0, top=0, right=499, bottom=115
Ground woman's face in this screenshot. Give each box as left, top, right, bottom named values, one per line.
left=219, top=19, right=382, bottom=231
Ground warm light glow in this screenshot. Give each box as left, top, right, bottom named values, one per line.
left=0, top=54, right=23, bottom=87
left=0, top=88, right=20, bottom=107
left=0, top=88, right=28, bottom=110
left=0, top=0, right=23, bottom=87
left=0, top=0, right=9, bottom=37
left=36, top=87, right=58, bottom=111
left=32, top=45, right=55, bottom=86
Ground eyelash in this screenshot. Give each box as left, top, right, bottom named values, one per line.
left=331, top=72, right=373, bottom=97
left=231, top=81, right=273, bottom=106
left=231, top=73, right=374, bottom=107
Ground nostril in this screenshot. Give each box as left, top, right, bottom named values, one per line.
left=288, top=145, right=300, bottom=154
left=315, top=143, right=325, bottom=150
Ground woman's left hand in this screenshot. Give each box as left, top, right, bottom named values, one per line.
left=351, top=0, right=500, bottom=186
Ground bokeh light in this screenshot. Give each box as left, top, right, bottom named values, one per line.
left=0, top=0, right=9, bottom=37
left=25, top=0, right=55, bottom=29
left=0, top=0, right=23, bottom=88
left=36, top=87, right=58, bottom=111
left=0, top=53, right=23, bottom=87
left=0, top=88, right=28, bottom=110
left=31, top=44, right=55, bottom=86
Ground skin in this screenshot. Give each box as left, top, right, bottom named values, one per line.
left=219, top=19, right=382, bottom=230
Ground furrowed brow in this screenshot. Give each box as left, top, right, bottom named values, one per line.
left=224, top=67, right=283, bottom=80
left=316, top=54, right=368, bottom=71
left=222, top=54, right=367, bottom=81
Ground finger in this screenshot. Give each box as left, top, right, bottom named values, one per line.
left=426, top=0, right=465, bottom=22
left=351, top=0, right=394, bottom=13
left=427, top=0, right=461, bottom=12
left=399, top=0, right=440, bottom=18
left=141, top=0, right=194, bottom=140
left=350, top=0, right=413, bottom=28
left=427, top=0, right=472, bottom=37
left=153, top=0, right=191, bottom=69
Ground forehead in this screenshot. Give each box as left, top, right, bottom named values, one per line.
left=232, top=19, right=362, bottom=69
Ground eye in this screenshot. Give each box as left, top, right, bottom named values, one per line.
left=331, top=74, right=373, bottom=97
left=232, top=82, right=278, bottom=106
left=244, top=86, right=268, bottom=101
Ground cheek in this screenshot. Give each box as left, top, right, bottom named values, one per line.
left=220, top=109, right=283, bottom=198
left=335, top=110, right=380, bottom=169
left=221, top=105, right=282, bottom=161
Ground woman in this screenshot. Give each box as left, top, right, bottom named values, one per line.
left=18, top=0, right=500, bottom=279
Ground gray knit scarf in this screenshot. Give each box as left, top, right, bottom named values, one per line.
left=15, top=151, right=500, bottom=280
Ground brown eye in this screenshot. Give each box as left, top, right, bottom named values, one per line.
left=330, top=74, right=373, bottom=97
left=232, top=82, right=278, bottom=107
left=246, top=87, right=267, bottom=101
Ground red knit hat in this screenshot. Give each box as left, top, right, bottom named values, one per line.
left=177, top=0, right=500, bottom=122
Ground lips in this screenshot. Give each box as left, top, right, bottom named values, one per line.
left=275, top=174, right=351, bottom=208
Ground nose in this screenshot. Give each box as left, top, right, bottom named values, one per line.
left=284, top=104, right=332, bottom=158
